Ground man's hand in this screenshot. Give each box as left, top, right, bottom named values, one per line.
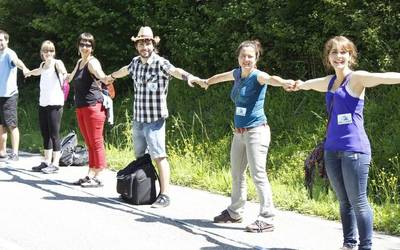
left=187, top=75, right=200, bottom=87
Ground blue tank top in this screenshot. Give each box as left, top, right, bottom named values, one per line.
left=231, top=68, right=267, bottom=128
left=324, top=74, right=371, bottom=154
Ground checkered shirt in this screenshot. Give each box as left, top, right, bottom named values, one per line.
left=128, top=53, right=173, bottom=123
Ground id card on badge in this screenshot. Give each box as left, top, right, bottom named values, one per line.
left=337, top=113, right=352, bottom=125
left=236, top=107, right=247, bottom=116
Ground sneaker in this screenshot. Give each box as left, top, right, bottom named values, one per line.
left=339, top=244, right=357, bottom=250
left=151, top=194, right=170, bottom=208
left=245, top=220, right=274, bottom=233
left=80, top=177, right=103, bottom=188
left=213, top=209, right=242, bottom=223
left=72, top=176, right=91, bottom=185
left=0, top=154, right=7, bottom=162
left=32, top=162, right=49, bottom=172
left=41, top=164, right=59, bottom=174
left=8, top=153, right=18, bottom=161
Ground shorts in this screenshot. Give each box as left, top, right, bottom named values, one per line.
left=132, top=118, right=167, bottom=159
left=0, top=94, right=18, bottom=128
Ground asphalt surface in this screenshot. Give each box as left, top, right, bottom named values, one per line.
left=0, top=152, right=399, bottom=250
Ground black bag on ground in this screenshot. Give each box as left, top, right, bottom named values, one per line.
left=116, top=154, right=159, bottom=205
left=72, top=145, right=89, bottom=166
left=59, top=131, right=78, bottom=166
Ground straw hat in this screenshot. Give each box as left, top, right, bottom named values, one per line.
left=131, top=26, right=160, bottom=44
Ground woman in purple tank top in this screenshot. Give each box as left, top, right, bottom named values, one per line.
left=294, top=36, right=400, bottom=250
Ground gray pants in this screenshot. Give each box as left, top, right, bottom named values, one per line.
left=227, top=125, right=275, bottom=221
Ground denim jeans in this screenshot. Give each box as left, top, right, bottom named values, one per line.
left=324, top=150, right=373, bottom=250
left=228, top=125, right=275, bottom=222
left=132, top=118, right=167, bottom=159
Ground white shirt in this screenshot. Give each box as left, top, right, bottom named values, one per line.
left=39, top=60, right=64, bottom=106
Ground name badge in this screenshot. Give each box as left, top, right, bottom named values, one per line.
left=147, top=82, right=158, bottom=92
left=236, top=107, right=247, bottom=116
left=337, top=113, right=352, bottom=125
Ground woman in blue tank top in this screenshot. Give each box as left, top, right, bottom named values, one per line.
left=295, top=36, right=400, bottom=250
left=195, top=40, right=294, bottom=233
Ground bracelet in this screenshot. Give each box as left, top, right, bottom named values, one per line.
left=110, top=74, right=116, bottom=80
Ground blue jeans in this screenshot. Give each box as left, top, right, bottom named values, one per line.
left=132, top=119, right=167, bottom=159
left=324, top=150, right=373, bottom=250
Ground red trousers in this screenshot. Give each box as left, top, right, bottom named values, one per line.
left=76, top=103, right=106, bottom=169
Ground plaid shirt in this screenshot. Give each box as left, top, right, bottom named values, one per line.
left=128, top=53, right=173, bottom=123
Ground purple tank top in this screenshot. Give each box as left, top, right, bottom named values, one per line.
left=324, top=74, right=371, bottom=154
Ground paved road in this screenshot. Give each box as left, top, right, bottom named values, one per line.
left=0, top=152, right=399, bottom=250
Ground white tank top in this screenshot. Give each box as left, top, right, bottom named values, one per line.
left=39, top=60, right=64, bottom=106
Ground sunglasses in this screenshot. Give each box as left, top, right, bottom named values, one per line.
left=42, top=49, right=55, bottom=53
left=79, top=43, right=92, bottom=48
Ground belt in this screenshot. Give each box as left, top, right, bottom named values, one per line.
left=234, top=123, right=267, bottom=134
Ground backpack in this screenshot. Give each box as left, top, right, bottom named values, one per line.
left=116, top=154, right=159, bottom=205
left=72, top=145, right=89, bottom=166
left=59, top=131, right=78, bottom=166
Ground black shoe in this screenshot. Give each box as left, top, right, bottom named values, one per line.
left=213, top=209, right=242, bottom=223
left=72, top=176, right=91, bottom=185
left=80, top=177, right=103, bottom=188
left=41, top=164, right=59, bottom=174
left=0, top=154, right=7, bottom=161
left=32, top=162, right=49, bottom=172
left=151, top=194, right=170, bottom=208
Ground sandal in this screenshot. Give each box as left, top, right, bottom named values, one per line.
left=80, top=177, right=103, bottom=188
left=72, top=176, right=90, bottom=185
left=245, top=220, right=274, bottom=233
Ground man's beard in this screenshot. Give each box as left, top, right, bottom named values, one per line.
left=139, top=50, right=152, bottom=58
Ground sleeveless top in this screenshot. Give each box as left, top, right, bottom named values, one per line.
left=39, top=60, right=64, bottom=106
left=324, top=73, right=371, bottom=154
left=72, top=60, right=103, bottom=108
left=231, top=68, right=268, bottom=128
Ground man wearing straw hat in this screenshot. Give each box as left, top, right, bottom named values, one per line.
left=108, top=26, right=201, bottom=208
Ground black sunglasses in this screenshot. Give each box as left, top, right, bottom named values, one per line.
left=79, top=43, right=92, bottom=48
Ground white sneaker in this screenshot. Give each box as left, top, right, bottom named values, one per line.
left=339, top=246, right=356, bottom=250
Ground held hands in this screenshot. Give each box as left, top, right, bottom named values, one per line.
left=24, top=71, right=32, bottom=78
left=282, top=79, right=296, bottom=91
left=187, top=74, right=200, bottom=87
left=23, top=67, right=31, bottom=78
left=191, top=78, right=209, bottom=90
left=293, top=80, right=305, bottom=91
left=104, top=75, right=116, bottom=85
left=283, top=79, right=304, bottom=92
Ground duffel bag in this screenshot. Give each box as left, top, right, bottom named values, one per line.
left=116, top=154, right=159, bottom=205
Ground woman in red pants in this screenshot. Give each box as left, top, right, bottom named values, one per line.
left=68, top=32, right=109, bottom=187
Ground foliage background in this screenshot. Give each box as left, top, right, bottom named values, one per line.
left=1, top=0, right=400, bottom=234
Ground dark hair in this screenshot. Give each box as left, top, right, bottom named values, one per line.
left=0, top=30, right=9, bottom=41
left=236, top=40, right=263, bottom=60
left=77, top=32, right=95, bottom=51
left=323, top=36, right=358, bottom=70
